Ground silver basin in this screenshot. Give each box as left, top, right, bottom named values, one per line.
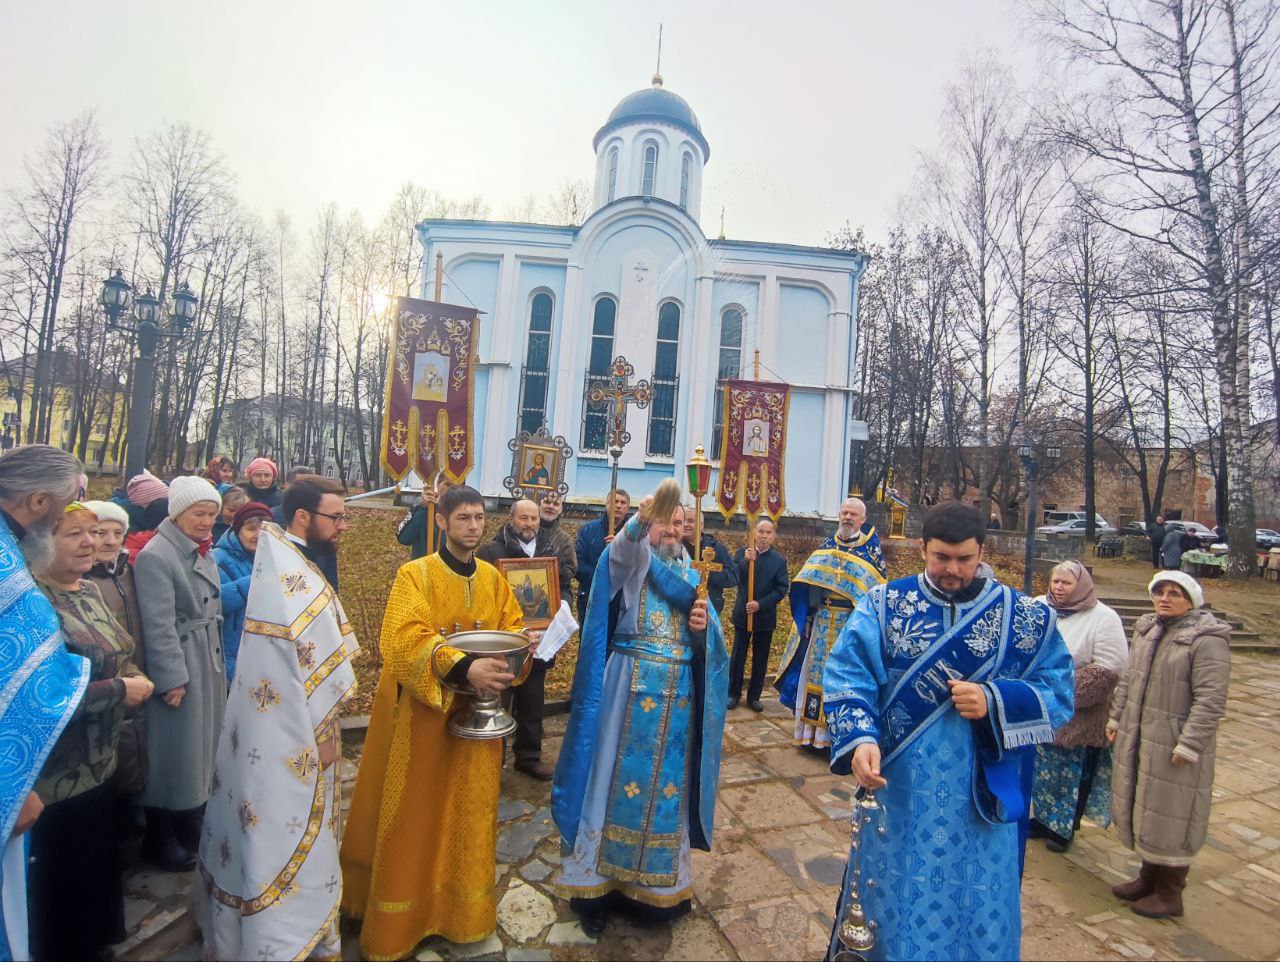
left=441, top=630, right=531, bottom=739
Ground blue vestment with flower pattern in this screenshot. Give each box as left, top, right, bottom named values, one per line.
left=552, top=513, right=728, bottom=908
left=0, top=518, right=90, bottom=961
left=822, top=574, right=1074, bottom=961
left=775, top=528, right=886, bottom=747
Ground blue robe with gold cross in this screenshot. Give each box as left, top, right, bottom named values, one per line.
left=552, top=513, right=728, bottom=907
left=821, top=575, right=1075, bottom=961
left=775, top=528, right=886, bottom=746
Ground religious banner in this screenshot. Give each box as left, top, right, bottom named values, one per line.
left=714, top=379, right=790, bottom=521
left=381, top=296, right=479, bottom=483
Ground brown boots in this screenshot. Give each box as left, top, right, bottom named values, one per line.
left=1112, top=861, right=1189, bottom=919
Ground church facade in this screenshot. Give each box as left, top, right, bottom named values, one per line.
left=417, top=77, right=866, bottom=518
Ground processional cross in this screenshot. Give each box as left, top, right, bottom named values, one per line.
left=588, top=355, right=652, bottom=535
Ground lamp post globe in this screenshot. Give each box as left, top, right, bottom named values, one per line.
left=171, top=280, right=198, bottom=331
left=100, top=269, right=133, bottom=324
left=134, top=287, right=160, bottom=326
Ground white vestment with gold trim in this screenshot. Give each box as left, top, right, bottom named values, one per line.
left=197, top=523, right=358, bottom=961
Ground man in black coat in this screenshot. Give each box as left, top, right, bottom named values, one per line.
left=728, top=518, right=789, bottom=711
left=477, top=498, right=573, bottom=780
left=679, top=506, right=738, bottom=615
left=1147, top=515, right=1166, bottom=570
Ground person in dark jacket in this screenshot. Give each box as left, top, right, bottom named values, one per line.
left=240, top=457, right=282, bottom=510
left=477, top=499, right=571, bottom=780
left=538, top=491, right=578, bottom=591
left=1147, top=515, right=1166, bottom=570
left=680, top=506, right=738, bottom=615
left=396, top=476, right=453, bottom=559
left=574, top=489, right=631, bottom=620
left=125, top=498, right=169, bottom=565
left=729, top=518, right=790, bottom=711
left=1161, top=524, right=1195, bottom=570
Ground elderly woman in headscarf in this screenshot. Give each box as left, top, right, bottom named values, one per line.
left=202, top=456, right=237, bottom=494
left=30, top=502, right=155, bottom=960
left=1030, top=560, right=1128, bottom=853
left=1108, top=570, right=1230, bottom=920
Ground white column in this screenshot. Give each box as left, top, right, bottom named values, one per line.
left=685, top=273, right=716, bottom=452
left=481, top=253, right=517, bottom=495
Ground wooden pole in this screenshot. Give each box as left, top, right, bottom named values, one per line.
left=746, top=348, right=763, bottom=631
left=426, top=470, right=440, bottom=555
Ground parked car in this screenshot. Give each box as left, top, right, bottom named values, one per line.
left=1120, top=521, right=1151, bottom=538
left=1164, top=520, right=1218, bottom=550
left=1045, top=510, right=1112, bottom=530
left=1257, top=528, right=1280, bottom=550
left=1036, top=518, right=1119, bottom=538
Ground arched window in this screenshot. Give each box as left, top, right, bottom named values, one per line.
left=679, top=153, right=691, bottom=210
left=518, top=292, right=553, bottom=434
left=641, top=142, right=658, bottom=197
left=647, top=302, right=680, bottom=457
left=607, top=147, right=619, bottom=203
left=582, top=296, right=617, bottom=452
left=712, top=308, right=744, bottom=457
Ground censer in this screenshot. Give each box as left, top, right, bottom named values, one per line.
left=832, top=790, right=887, bottom=961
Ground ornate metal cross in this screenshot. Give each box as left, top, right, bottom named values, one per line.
left=588, top=355, right=652, bottom=534
left=692, top=545, right=723, bottom=602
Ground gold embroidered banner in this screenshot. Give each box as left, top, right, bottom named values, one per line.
left=714, top=379, right=789, bottom=521
left=381, top=297, right=478, bottom=483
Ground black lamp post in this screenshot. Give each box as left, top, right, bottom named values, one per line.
left=102, top=270, right=198, bottom=480
left=1019, top=441, right=1039, bottom=595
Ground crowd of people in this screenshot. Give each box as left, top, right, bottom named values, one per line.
left=0, top=441, right=1235, bottom=962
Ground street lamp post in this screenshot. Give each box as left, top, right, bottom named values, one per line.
left=1019, top=441, right=1039, bottom=596
left=102, top=270, right=198, bottom=480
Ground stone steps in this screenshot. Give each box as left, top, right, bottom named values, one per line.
left=1097, top=598, right=1275, bottom=653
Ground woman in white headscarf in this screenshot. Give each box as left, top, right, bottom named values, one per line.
left=1030, top=561, right=1128, bottom=852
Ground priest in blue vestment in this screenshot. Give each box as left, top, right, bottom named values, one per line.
left=822, top=501, right=1074, bottom=961
left=776, top=497, right=886, bottom=749
left=552, top=481, right=728, bottom=937
left=0, top=445, right=92, bottom=961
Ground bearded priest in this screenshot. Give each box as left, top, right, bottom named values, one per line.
left=775, top=496, right=887, bottom=750
left=552, top=479, right=729, bottom=937
left=341, top=485, right=529, bottom=960
left=197, top=520, right=359, bottom=961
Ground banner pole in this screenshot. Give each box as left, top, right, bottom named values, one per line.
left=746, top=348, right=761, bottom=632
left=434, top=252, right=443, bottom=301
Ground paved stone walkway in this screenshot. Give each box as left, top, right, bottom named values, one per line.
left=147, top=652, right=1280, bottom=961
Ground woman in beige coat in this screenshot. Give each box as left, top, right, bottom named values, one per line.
left=1107, top=570, right=1230, bottom=919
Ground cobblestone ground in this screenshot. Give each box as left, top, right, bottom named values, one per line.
left=149, top=652, right=1280, bottom=961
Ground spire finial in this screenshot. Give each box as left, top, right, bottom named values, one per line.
left=652, top=24, right=664, bottom=87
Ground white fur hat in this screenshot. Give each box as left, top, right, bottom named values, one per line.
left=167, top=475, right=222, bottom=520
left=1148, top=570, right=1205, bottom=609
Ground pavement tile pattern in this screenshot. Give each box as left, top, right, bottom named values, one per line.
left=141, top=653, right=1280, bottom=961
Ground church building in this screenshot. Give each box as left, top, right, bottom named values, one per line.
left=417, top=75, right=867, bottom=517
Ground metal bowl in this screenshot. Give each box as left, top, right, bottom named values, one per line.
left=442, top=630, right=531, bottom=740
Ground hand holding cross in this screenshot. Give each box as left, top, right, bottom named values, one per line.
left=691, top=545, right=722, bottom=602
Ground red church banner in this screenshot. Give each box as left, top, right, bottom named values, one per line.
left=714, top=379, right=790, bottom=521
left=381, top=296, right=479, bottom=484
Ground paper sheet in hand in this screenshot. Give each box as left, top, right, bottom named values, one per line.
left=535, top=600, right=578, bottom=662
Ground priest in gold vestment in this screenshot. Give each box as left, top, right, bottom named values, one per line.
left=340, top=486, right=528, bottom=960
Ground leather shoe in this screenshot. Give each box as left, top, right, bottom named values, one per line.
left=141, top=836, right=196, bottom=873
left=515, top=759, right=555, bottom=781
left=579, top=907, right=608, bottom=937
left=727, top=697, right=740, bottom=710
left=748, top=700, right=764, bottom=712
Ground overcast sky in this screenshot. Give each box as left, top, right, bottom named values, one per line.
left=0, top=0, right=1039, bottom=246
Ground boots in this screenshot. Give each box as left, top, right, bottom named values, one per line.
left=1131, top=865, right=1189, bottom=919
left=140, top=808, right=195, bottom=873
left=1112, top=861, right=1158, bottom=902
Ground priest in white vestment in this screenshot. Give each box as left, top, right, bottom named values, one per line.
left=197, top=522, right=358, bottom=961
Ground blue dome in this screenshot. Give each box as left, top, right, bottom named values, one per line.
left=593, top=84, right=710, bottom=159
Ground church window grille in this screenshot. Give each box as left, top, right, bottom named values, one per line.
left=581, top=296, right=617, bottom=453
left=647, top=302, right=680, bottom=458
left=712, top=308, right=744, bottom=458
left=641, top=142, right=658, bottom=197
left=518, top=292, right=553, bottom=435
left=679, top=153, right=691, bottom=209
left=607, top=147, right=619, bottom=202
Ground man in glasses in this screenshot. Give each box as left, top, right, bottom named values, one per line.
left=281, top=476, right=348, bottom=589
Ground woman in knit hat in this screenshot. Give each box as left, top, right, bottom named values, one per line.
left=134, top=475, right=226, bottom=871
left=240, top=457, right=281, bottom=509
left=212, top=486, right=248, bottom=544
left=213, top=501, right=273, bottom=680
left=1108, top=570, right=1231, bottom=920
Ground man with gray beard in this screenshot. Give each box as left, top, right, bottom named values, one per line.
left=0, top=444, right=92, bottom=960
